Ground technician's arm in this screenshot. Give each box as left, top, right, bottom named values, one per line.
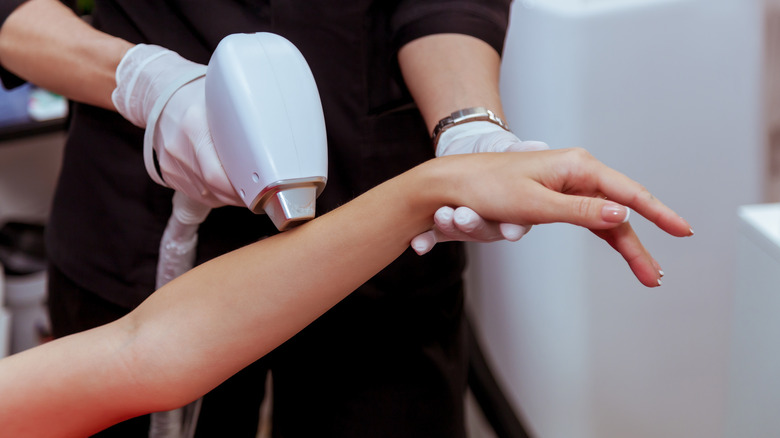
left=398, top=33, right=504, bottom=133
left=0, top=0, right=132, bottom=109
left=0, top=149, right=692, bottom=437
left=0, top=0, right=238, bottom=206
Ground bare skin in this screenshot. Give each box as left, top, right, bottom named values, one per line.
left=0, top=4, right=691, bottom=436
left=0, top=150, right=692, bottom=437
left=0, top=0, right=131, bottom=109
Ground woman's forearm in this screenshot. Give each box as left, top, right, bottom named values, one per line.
left=118, top=160, right=447, bottom=405
left=0, top=151, right=693, bottom=436
left=0, top=156, right=448, bottom=436
left=0, top=0, right=132, bottom=109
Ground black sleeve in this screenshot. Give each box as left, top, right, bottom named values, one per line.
left=0, top=0, right=29, bottom=89
left=391, top=0, right=512, bottom=56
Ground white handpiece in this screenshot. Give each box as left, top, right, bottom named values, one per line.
left=206, top=32, right=328, bottom=231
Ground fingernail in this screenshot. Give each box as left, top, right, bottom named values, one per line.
left=657, top=278, right=663, bottom=286
left=659, top=270, right=665, bottom=277
left=689, top=227, right=695, bottom=236
left=602, top=202, right=630, bottom=223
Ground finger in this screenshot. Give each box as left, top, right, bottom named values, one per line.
left=540, top=149, right=691, bottom=237
left=569, top=153, right=692, bottom=237
left=194, top=132, right=241, bottom=205
left=452, top=207, right=503, bottom=241
left=434, top=207, right=483, bottom=242
left=499, top=223, right=531, bottom=241
left=591, top=224, right=663, bottom=287
left=411, top=230, right=438, bottom=256
left=411, top=206, right=463, bottom=254
left=524, top=187, right=632, bottom=230
left=450, top=207, right=531, bottom=243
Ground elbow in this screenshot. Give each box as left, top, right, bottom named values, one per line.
left=110, top=315, right=207, bottom=413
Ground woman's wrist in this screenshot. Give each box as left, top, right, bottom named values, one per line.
left=403, top=157, right=466, bottom=227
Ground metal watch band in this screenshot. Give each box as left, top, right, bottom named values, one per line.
left=431, top=107, right=510, bottom=148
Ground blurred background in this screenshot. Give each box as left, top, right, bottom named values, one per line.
left=466, top=0, right=780, bottom=437
left=1, top=0, right=779, bottom=437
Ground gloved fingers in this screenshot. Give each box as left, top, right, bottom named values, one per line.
left=410, top=207, right=465, bottom=256
left=450, top=207, right=503, bottom=240
left=158, top=153, right=224, bottom=208
left=432, top=206, right=501, bottom=242
left=410, top=206, right=534, bottom=256
left=410, top=230, right=439, bottom=256
left=194, top=136, right=239, bottom=205
left=152, top=78, right=242, bottom=208
left=188, top=113, right=239, bottom=206
left=451, top=207, right=532, bottom=242
left=432, top=206, right=459, bottom=239
left=499, top=223, right=531, bottom=241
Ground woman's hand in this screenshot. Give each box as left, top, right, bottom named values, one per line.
left=410, top=121, right=549, bottom=255
left=426, top=148, right=693, bottom=287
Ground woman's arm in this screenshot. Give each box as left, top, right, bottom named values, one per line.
left=0, top=0, right=132, bottom=109
left=0, top=150, right=691, bottom=437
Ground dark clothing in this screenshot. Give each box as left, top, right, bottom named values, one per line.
left=47, top=263, right=269, bottom=438
left=1, top=1, right=511, bottom=436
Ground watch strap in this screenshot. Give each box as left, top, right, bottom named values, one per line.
left=431, top=107, right=510, bottom=148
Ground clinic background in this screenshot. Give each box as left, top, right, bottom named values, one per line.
left=0, top=0, right=778, bottom=437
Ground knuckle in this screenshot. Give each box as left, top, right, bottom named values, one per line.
left=573, top=196, right=594, bottom=218
left=566, top=147, right=593, bottom=161
left=180, top=102, right=207, bottom=126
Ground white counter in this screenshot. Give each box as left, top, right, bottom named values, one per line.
left=725, top=204, right=780, bottom=437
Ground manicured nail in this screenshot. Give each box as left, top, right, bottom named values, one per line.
left=689, top=228, right=695, bottom=236
left=658, top=270, right=665, bottom=277
left=602, top=202, right=630, bottom=223
left=657, top=278, right=663, bottom=286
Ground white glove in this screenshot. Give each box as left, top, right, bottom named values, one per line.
left=410, top=121, right=549, bottom=255
left=112, top=44, right=239, bottom=208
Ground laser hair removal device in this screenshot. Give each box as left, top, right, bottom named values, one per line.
left=206, top=32, right=328, bottom=231
left=148, top=33, right=327, bottom=438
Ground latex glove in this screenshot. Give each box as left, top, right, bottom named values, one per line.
left=411, top=121, right=549, bottom=255
left=112, top=44, right=239, bottom=208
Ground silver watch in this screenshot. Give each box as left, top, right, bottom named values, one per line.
left=431, top=107, right=510, bottom=148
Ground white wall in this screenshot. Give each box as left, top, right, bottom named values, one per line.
left=467, top=1, right=764, bottom=437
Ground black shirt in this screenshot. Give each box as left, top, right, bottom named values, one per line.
left=0, top=1, right=511, bottom=436
left=2, top=0, right=509, bottom=307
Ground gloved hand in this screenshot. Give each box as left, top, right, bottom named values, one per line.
left=112, top=44, right=239, bottom=208
left=410, top=121, right=549, bottom=255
